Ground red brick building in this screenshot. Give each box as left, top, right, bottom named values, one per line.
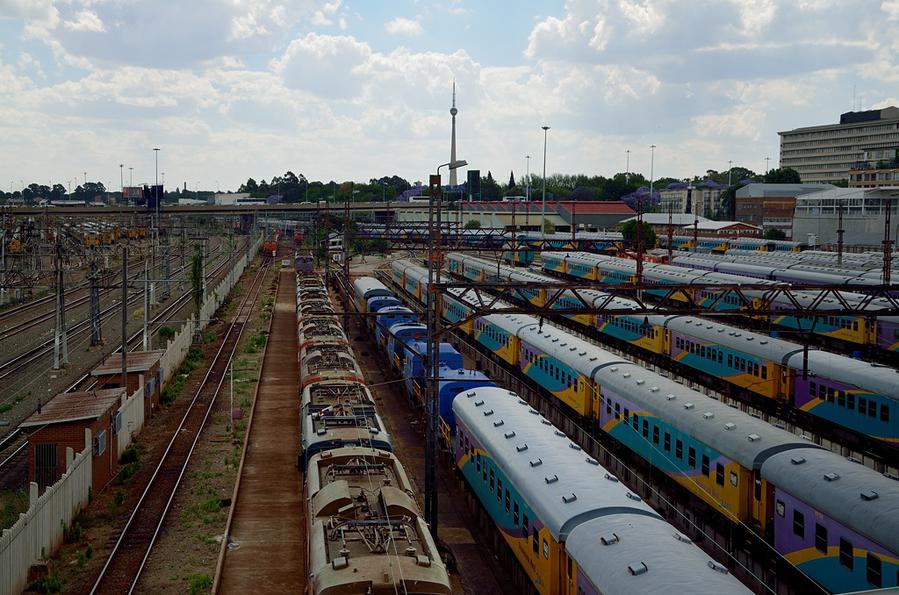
left=22, top=388, right=125, bottom=492
left=92, top=350, right=164, bottom=420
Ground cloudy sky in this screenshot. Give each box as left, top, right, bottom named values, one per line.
left=1, top=0, right=898, bottom=192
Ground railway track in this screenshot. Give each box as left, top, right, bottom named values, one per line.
left=88, top=258, right=268, bottom=595
left=0, top=245, right=235, bottom=384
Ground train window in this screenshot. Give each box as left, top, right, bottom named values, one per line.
left=835, top=389, right=844, bottom=407
left=810, top=381, right=816, bottom=397
left=815, top=524, right=827, bottom=553
left=543, top=539, right=549, bottom=559
left=688, top=447, right=696, bottom=468
left=840, top=538, right=854, bottom=569
left=664, top=432, right=671, bottom=451
left=728, top=354, right=733, bottom=367
left=606, top=400, right=612, bottom=415
left=624, top=407, right=630, bottom=420
left=489, top=469, right=495, bottom=490
left=652, top=426, right=660, bottom=445
left=482, top=461, right=487, bottom=482
left=715, top=463, right=725, bottom=486
left=533, top=527, right=539, bottom=554
left=614, top=403, right=620, bottom=420
left=702, top=455, right=710, bottom=476
left=761, top=366, right=767, bottom=380
left=632, top=414, right=639, bottom=431
left=881, top=404, right=889, bottom=422
left=776, top=500, right=785, bottom=517
left=718, top=351, right=723, bottom=364
left=730, top=471, right=738, bottom=487
left=497, top=479, right=503, bottom=503
left=857, top=396, right=864, bottom=413
left=868, top=400, right=877, bottom=418
left=675, top=439, right=683, bottom=459
left=754, top=479, right=761, bottom=501
left=567, top=556, right=572, bottom=578
left=821, top=385, right=829, bottom=402
left=642, top=420, right=649, bottom=438
left=853, top=321, right=858, bottom=331
left=513, top=502, right=519, bottom=525
left=476, top=454, right=481, bottom=472
left=505, top=489, right=510, bottom=512
left=523, top=513, right=529, bottom=534
left=867, top=553, right=882, bottom=588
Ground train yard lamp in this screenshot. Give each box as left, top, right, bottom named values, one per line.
left=425, top=158, right=466, bottom=532
left=541, top=125, right=550, bottom=241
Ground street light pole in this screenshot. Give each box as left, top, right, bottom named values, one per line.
left=541, top=125, right=550, bottom=241
left=525, top=155, right=530, bottom=201
left=129, top=167, right=133, bottom=188
left=626, top=149, right=631, bottom=183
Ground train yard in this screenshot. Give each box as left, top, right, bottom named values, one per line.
left=2, top=210, right=899, bottom=595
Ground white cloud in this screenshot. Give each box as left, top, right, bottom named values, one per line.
left=385, top=17, right=423, bottom=36
left=63, top=10, right=106, bottom=32
left=271, top=33, right=371, bottom=98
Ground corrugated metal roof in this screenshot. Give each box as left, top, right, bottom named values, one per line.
left=92, top=350, right=164, bottom=375
left=21, top=388, right=125, bottom=428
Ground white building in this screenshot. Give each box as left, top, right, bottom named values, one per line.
left=792, top=187, right=899, bottom=246
left=214, top=192, right=250, bottom=206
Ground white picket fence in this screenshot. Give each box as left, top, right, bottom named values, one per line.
left=0, top=430, right=93, bottom=595
left=0, top=234, right=263, bottom=595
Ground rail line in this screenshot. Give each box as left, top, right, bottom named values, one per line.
left=88, top=258, right=269, bottom=595
left=0, top=244, right=237, bottom=383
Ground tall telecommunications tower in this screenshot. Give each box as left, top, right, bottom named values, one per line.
left=449, top=80, right=459, bottom=186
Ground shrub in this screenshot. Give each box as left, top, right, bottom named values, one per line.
left=120, top=444, right=140, bottom=465
left=188, top=574, right=212, bottom=595
left=29, top=574, right=62, bottom=594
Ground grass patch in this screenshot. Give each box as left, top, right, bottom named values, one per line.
left=244, top=331, right=266, bottom=354
left=161, top=347, right=205, bottom=404
left=203, top=329, right=217, bottom=344
left=1, top=490, right=29, bottom=530
left=0, top=402, right=12, bottom=414
left=188, top=573, right=212, bottom=595
left=158, top=326, right=177, bottom=341
left=181, top=495, right=222, bottom=527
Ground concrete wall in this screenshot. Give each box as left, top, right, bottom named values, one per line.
left=793, top=214, right=899, bottom=247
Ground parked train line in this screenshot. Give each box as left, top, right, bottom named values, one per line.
left=353, top=273, right=754, bottom=594
left=88, top=257, right=269, bottom=594
left=298, top=269, right=452, bottom=594
left=448, top=253, right=899, bottom=463
left=385, top=259, right=899, bottom=594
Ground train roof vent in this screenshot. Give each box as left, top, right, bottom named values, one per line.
left=668, top=394, right=678, bottom=401
left=790, top=456, right=806, bottom=465
left=569, top=443, right=581, bottom=451
left=628, top=562, right=649, bottom=576
left=317, top=428, right=327, bottom=436
left=483, top=409, right=494, bottom=417
left=493, top=420, right=504, bottom=427
left=650, top=386, right=659, bottom=392
left=600, top=532, right=620, bottom=545
left=623, top=373, right=631, bottom=378
left=504, top=431, right=516, bottom=439
left=703, top=412, right=714, bottom=420
left=569, top=346, right=577, bottom=352
left=369, top=427, right=381, bottom=435
left=724, top=422, right=736, bottom=431
left=673, top=532, right=692, bottom=544
left=717, top=328, right=725, bottom=333
left=685, top=319, right=693, bottom=324
left=625, top=492, right=642, bottom=502
left=528, top=408, right=539, bottom=415
left=760, top=340, right=768, bottom=345
left=530, top=458, right=543, bottom=467
left=861, top=490, right=879, bottom=501
left=883, top=472, right=899, bottom=481
left=824, top=472, right=840, bottom=482
left=554, top=430, right=566, bottom=437
left=518, top=399, right=528, bottom=405
left=562, top=493, right=578, bottom=504
left=474, top=400, right=484, bottom=407
left=589, top=356, right=598, bottom=361
left=746, top=336, right=754, bottom=341
left=848, top=456, right=863, bottom=464
left=636, top=379, right=645, bottom=385
left=516, top=444, right=529, bottom=452
left=605, top=473, right=619, bottom=483
left=551, top=338, right=559, bottom=343
left=545, top=475, right=559, bottom=484
left=586, top=457, right=599, bottom=466
left=707, top=561, right=729, bottom=575
left=748, top=434, right=760, bottom=442
left=610, top=366, right=618, bottom=372
left=541, top=419, right=552, bottom=425
left=332, top=556, right=349, bottom=570
left=579, top=350, right=587, bottom=356
left=465, top=391, right=477, bottom=398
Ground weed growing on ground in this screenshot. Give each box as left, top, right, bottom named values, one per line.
left=188, top=574, right=212, bottom=595
left=28, top=574, right=62, bottom=593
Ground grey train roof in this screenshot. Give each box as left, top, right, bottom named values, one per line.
left=591, top=361, right=818, bottom=470
left=352, top=276, right=391, bottom=299
left=785, top=350, right=899, bottom=400
left=664, top=317, right=805, bottom=364
left=566, top=514, right=750, bottom=594
left=761, top=448, right=899, bottom=556
left=453, top=387, right=662, bottom=540
left=517, top=324, right=627, bottom=378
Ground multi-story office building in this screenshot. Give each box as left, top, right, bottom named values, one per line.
left=792, top=187, right=899, bottom=246
left=778, top=107, right=899, bottom=183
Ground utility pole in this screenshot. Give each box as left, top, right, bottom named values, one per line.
left=541, top=125, right=550, bottom=241
left=425, top=173, right=442, bottom=532
left=883, top=198, right=893, bottom=285
left=142, top=258, right=150, bottom=351
left=1, top=214, right=6, bottom=306
left=162, top=228, right=171, bottom=300
left=837, top=203, right=844, bottom=267
left=52, top=230, right=69, bottom=368
left=342, top=184, right=350, bottom=332
left=121, top=246, right=129, bottom=390
left=667, top=201, right=674, bottom=264
left=89, top=256, right=102, bottom=346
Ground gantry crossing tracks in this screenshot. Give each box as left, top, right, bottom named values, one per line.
left=87, top=259, right=270, bottom=595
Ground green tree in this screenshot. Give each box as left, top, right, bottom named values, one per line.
left=619, top=220, right=657, bottom=250
left=508, top=171, right=516, bottom=189
left=464, top=219, right=481, bottom=229
left=764, top=167, right=801, bottom=184
left=764, top=228, right=787, bottom=240
left=543, top=219, right=556, bottom=235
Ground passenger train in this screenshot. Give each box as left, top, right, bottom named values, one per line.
left=354, top=273, right=752, bottom=594
left=296, top=273, right=451, bottom=595
left=545, top=251, right=899, bottom=354
left=390, top=258, right=899, bottom=594
left=447, top=253, right=899, bottom=450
